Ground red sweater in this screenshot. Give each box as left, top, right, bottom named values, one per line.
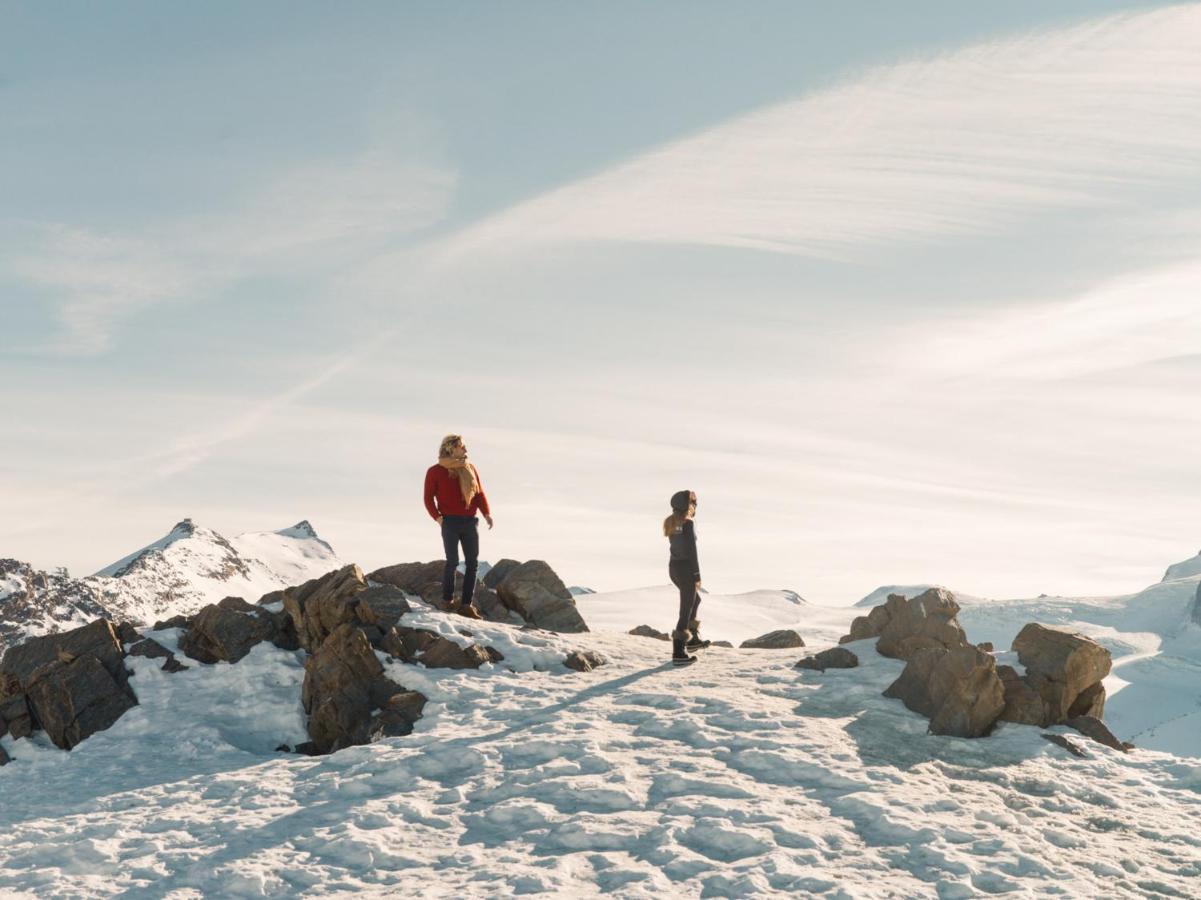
left=424, top=463, right=491, bottom=520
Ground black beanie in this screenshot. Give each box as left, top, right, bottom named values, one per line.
left=670, top=490, right=693, bottom=512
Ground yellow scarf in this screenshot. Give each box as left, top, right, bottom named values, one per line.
left=438, top=457, right=479, bottom=505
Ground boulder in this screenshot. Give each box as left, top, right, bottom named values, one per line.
left=0, top=745, right=8, bottom=766
left=379, top=626, right=502, bottom=670
left=0, top=675, right=32, bottom=740
left=883, top=644, right=1005, bottom=738
left=839, top=603, right=893, bottom=644
left=1042, top=733, right=1087, bottom=758
left=353, top=585, right=412, bottom=630
left=482, top=558, right=522, bottom=589
left=217, top=596, right=258, bottom=613
left=127, top=638, right=172, bottom=660
left=1003, top=624, right=1111, bottom=726
left=471, top=585, right=521, bottom=624
left=282, top=564, right=370, bottom=652
left=368, top=561, right=445, bottom=595
left=115, top=622, right=141, bottom=645
left=161, top=656, right=189, bottom=674
left=712, top=640, right=734, bottom=648
left=874, top=589, right=968, bottom=660
left=740, top=629, right=805, bottom=650
left=564, top=650, right=606, bottom=672
left=151, top=614, right=192, bottom=631
left=796, top=647, right=859, bottom=671
left=1066, top=715, right=1130, bottom=753
left=629, top=625, right=671, bottom=641
left=494, top=561, right=589, bottom=633
left=976, top=642, right=994, bottom=653
left=178, top=603, right=281, bottom=664
left=23, top=655, right=138, bottom=750
left=302, top=624, right=426, bottom=754
left=1, top=619, right=130, bottom=691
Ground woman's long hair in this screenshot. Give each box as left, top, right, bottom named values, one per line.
left=662, top=511, right=687, bottom=537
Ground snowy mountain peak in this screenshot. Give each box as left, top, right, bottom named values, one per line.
left=279, top=520, right=318, bottom=539
left=1162, top=549, right=1201, bottom=582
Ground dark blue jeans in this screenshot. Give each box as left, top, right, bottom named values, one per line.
left=441, top=515, right=479, bottom=606
left=669, top=560, right=701, bottom=633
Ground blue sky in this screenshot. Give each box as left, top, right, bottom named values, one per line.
left=2, top=1, right=1199, bottom=603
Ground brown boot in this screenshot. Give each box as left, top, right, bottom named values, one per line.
left=458, top=603, right=483, bottom=620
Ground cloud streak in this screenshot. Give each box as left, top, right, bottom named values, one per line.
left=436, top=5, right=1201, bottom=264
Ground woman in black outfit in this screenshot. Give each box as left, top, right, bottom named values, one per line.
left=664, top=489, right=710, bottom=666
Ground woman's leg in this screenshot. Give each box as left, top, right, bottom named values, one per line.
left=440, top=519, right=459, bottom=604
left=460, top=519, right=480, bottom=606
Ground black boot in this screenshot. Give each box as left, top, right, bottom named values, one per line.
left=671, top=629, right=697, bottom=666
left=685, top=619, right=711, bottom=651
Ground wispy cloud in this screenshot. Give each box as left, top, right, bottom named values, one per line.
left=912, top=259, right=1201, bottom=379
left=3, top=152, right=454, bottom=356
left=435, top=5, right=1201, bottom=263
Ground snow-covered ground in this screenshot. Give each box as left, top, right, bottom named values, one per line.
left=3, top=579, right=1201, bottom=897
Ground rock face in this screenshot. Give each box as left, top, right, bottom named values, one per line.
left=0, top=619, right=138, bottom=750
left=493, top=561, right=589, bottom=633
left=629, top=625, right=670, bottom=641
left=883, top=644, right=1006, bottom=738
left=840, top=589, right=968, bottom=662
left=368, top=561, right=519, bottom=624
left=740, top=629, right=805, bottom=650
left=379, top=626, right=502, bottom=670
left=998, top=624, right=1111, bottom=727
left=1066, top=715, right=1130, bottom=752
left=564, top=650, right=606, bottom=672
left=302, top=624, right=426, bottom=754
left=281, top=565, right=371, bottom=653
left=796, top=647, right=859, bottom=671
left=177, top=600, right=286, bottom=664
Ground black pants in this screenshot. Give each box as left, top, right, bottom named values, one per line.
left=441, top=515, right=479, bottom=606
left=669, top=560, right=700, bottom=634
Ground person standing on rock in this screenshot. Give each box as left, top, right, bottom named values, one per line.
left=424, top=434, right=493, bottom=620
left=665, top=489, right=709, bottom=666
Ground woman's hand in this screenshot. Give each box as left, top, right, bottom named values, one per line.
left=484, top=514, right=494, bottom=529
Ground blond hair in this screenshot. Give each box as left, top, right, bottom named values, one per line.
left=438, top=434, right=463, bottom=458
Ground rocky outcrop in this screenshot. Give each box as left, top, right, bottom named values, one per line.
left=128, top=638, right=188, bottom=673
left=997, top=624, right=1111, bottom=727
left=1066, top=715, right=1131, bottom=752
left=883, top=644, right=1005, bottom=738
left=0, top=619, right=138, bottom=750
left=281, top=565, right=371, bottom=652
left=379, top=626, right=502, bottom=670
left=368, top=561, right=520, bottom=624
left=301, top=624, right=426, bottom=754
left=629, top=625, right=670, bottom=641
left=796, top=647, right=859, bottom=671
left=178, top=599, right=288, bottom=664
left=564, top=650, right=606, bottom=672
left=0, top=745, right=8, bottom=766
left=740, top=629, right=805, bottom=650
left=493, top=561, right=589, bottom=633
left=840, top=589, right=968, bottom=662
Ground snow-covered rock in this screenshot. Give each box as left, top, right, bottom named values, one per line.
left=1162, top=548, right=1201, bottom=582
left=0, top=519, right=342, bottom=654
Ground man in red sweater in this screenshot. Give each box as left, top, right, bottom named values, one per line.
left=424, top=434, right=493, bottom=618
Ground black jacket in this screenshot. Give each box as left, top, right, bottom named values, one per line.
left=669, top=519, right=701, bottom=581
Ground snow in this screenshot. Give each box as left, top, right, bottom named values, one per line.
left=3, top=558, right=1201, bottom=895
left=2, top=599, right=1201, bottom=897
left=0, top=573, right=22, bottom=602
left=1163, top=550, right=1201, bottom=582
left=855, top=584, right=987, bottom=608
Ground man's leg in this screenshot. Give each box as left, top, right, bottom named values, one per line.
left=441, top=518, right=459, bottom=604
left=460, top=519, right=480, bottom=607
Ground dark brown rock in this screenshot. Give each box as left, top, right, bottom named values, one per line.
left=564, top=649, right=606, bottom=672
left=796, top=647, right=859, bottom=671
left=368, top=561, right=444, bottom=595
left=1, top=619, right=129, bottom=691
left=302, top=623, right=426, bottom=754
left=976, top=642, right=994, bottom=653
left=875, top=589, right=968, bottom=660
left=1042, top=733, right=1087, bottom=757
left=1066, top=715, right=1129, bottom=752
left=152, top=614, right=191, bottom=631
left=740, top=629, right=805, bottom=650
left=494, top=561, right=588, bottom=633
left=1009, top=624, right=1111, bottom=725
left=24, top=655, right=138, bottom=750
left=472, top=585, right=518, bottom=623
left=353, top=585, right=412, bottom=631
left=883, top=644, right=1005, bottom=738
left=997, top=664, right=1048, bottom=726
left=161, top=656, right=189, bottom=673
left=840, top=603, right=893, bottom=644
left=0, top=745, right=8, bottom=765
left=369, top=690, right=427, bottom=740
left=0, top=677, right=32, bottom=740
left=178, top=603, right=279, bottom=664
left=127, top=638, right=172, bottom=660
left=217, top=596, right=257, bottom=613
left=115, top=622, right=141, bottom=645
left=379, top=626, right=501, bottom=669
left=482, top=558, right=522, bottom=589
left=282, top=564, right=370, bottom=652
left=629, top=625, right=671, bottom=641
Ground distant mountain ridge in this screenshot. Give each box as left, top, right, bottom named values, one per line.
left=0, top=519, right=341, bottom=653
